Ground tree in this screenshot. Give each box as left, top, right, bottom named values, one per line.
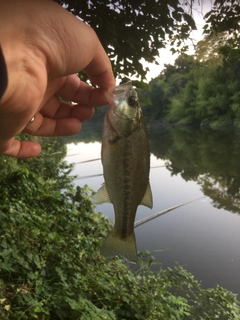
left=53, top=0, right=240, bottom=81
left=195, top=32, right=228, bottom=62
left=56, top=0, right=196, bottom=80
left=203, top=0, right=240, bottom=56
left=204, top=0, right=240, bottom=36
left=149, top=79, right=169, bottom=120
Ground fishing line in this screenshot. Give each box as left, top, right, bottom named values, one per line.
left=134, top=196, right=206, bottom=228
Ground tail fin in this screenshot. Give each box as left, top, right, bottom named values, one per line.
left=100, top=229, right=137, bottom=263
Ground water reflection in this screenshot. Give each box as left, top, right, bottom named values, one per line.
left=148, top=126, right=240, bottom=214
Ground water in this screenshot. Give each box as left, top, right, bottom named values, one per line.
left=64, top=123, right=240, bottom=297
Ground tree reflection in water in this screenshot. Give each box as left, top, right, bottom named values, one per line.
left=149, top=125, right=240, bottom=215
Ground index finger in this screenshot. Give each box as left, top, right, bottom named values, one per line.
left=83, top=44, right=116, bottom=89
left=34, top=1, right=116, bottom=88
left=56, top=75, right=110, bottom=107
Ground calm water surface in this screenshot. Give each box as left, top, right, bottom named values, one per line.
left=65, top=124, right=240, bottom=297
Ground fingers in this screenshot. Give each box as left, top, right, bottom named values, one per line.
left=1, top=0, right=115, bottom=90
left=45, top=100, right=94, bottom=121
left=0, top=139, right=41, bottom=158
left=57, top=74, right=109, bottom=107
left=37, top=1, right=116, bottom=88
left=39, top=84, right=96, bottom=119
left=84, top=56, right=116, bottom=90
left=23, top=103, right=94, bottom=136
left=26, top=116, right=82, bottom=137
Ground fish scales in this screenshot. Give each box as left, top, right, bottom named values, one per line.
left=122, top=139, right=132, bottom=237
left=93, top=81, right=153, bottom=262
left=103, top=117, right=149, bottom=238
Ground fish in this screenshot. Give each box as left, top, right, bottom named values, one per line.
left=92, top=81, right=153, bottom=263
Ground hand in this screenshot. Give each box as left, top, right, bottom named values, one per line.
left=0, top=0, right=115, bottom=158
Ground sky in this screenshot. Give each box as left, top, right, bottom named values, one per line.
left=143, top=0, right=213, bottom=82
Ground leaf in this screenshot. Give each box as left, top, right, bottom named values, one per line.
left=56, top=0, right=196, bottom=79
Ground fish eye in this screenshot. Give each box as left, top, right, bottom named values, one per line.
left=128, top=96, right=137, bottom=106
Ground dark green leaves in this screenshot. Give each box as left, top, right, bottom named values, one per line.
left=203, top=0, right=240, bottom=56
left=56, top=0, right=196, bottom=80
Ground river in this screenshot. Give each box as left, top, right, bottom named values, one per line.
left=64, top=121, right=240, bottom=297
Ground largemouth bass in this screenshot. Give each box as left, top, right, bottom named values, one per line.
left=93, top=81, right=152, bottom=263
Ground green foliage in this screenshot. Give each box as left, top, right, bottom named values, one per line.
left=204, top=1, right=240, bottom=38
left=144, top=33, right=240, bottom=127
left=55, top=0, right=195, bottom=80
left=160, top=266, right=240, bottom=320
left=53, top=0, right=240, bottom=82
left=0, top=137, right=239, bottom=319
left=0, top=173, right=112, bottom=319
left=141, top=79, right=170, bottom=121
left=17, top=135, right=72, bottom=187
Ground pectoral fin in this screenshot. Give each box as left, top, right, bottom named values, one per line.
left=92, top=183, right=111, bottom=204
left=140, top=182, right=153, bottom=209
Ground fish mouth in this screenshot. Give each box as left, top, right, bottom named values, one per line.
left=104, top=81, right=140, bottom=120
left=103, top=81, right=133, bottom=106
left=113, top=81, right=132, bottom=94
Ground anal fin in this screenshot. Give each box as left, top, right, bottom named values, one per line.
left=140, top=182, right=153, bottom=209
